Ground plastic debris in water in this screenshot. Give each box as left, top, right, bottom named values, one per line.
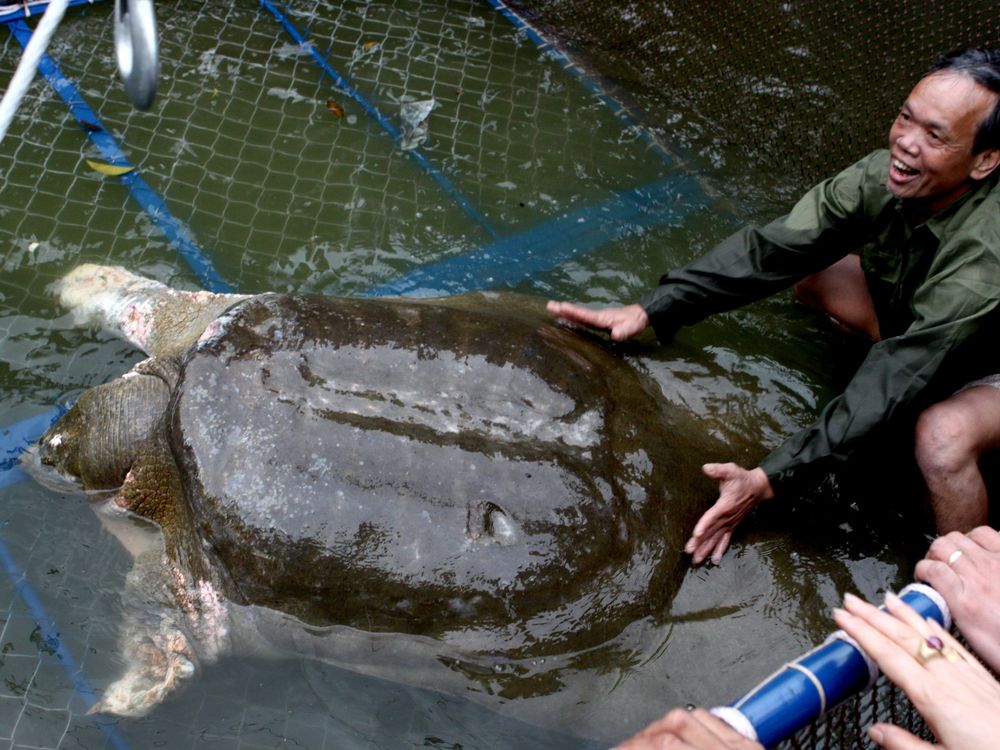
left=398, top=99, right=435, bottom=151
left=326, top=98, right=345, bottom=118
left=85, top=159, right=135, bottom=176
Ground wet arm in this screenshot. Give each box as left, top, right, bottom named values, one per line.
left=761, top=257, right=1000, bottom=491
left=639, top=154, right=881, bottom=340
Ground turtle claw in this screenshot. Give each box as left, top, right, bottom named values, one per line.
left=95, top=627, right=198, bottom=717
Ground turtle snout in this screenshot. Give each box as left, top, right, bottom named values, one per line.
left=38, top=426, right=80, bottom=478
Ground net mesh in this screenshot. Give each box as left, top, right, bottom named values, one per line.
left=2, top=0, right=681, bottom=299
left=2, top=0, right=998, bottom=747
left=506, top=0, right=1000, bottom=213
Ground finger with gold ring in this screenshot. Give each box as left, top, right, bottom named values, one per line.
left=948, top=549, right=963, bottom=565
left=915, top=636, right=963, bottom=665
left=916, top=636, right=946, bottom=664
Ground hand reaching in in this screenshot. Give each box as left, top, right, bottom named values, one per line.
left=615, top=706, right=763, bottom=750
left=684, top=464, right=774, bottom=565
left=546, top=301, right=649, bottom=341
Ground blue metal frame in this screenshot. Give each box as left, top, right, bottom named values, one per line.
left=7, top=19, right=231, bottom=292
left=0, top=0, right=96, bottom=23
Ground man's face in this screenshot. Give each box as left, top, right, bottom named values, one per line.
left=887, top=71, right=999, bottom=213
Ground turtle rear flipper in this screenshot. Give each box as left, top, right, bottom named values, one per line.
left=90, top=623, right=197, bottom=717
left=89, top=541, right=228, bottom=718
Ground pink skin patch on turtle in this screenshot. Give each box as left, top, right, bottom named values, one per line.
left=171, top=566, right=188, bottom=594
left=197, top=319, right=225, bottom=344
left=193, top=580, right=229, bottom=660
left=118, top=300, right=156, bottom=351
left=114, top=469, right=139, bottom=510
left=170, top=568, right=229, bottom=661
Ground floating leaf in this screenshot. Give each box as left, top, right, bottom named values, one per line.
left=326, top=98, right=345, bottom=118
left=362, top=40, right=379, bottom=52
left=85, top=159, right=135, bottom=176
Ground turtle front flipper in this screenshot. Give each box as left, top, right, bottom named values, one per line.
left=56, top=264, right=248, bottom=358
left=39, top=357, right=175, bottom=490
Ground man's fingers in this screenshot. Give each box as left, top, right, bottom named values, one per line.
left=710, top=532, right=731, bottom=565
left=684, top=535, right=697, bottom=555
left=913, top=557, right=959, bottom=593
left=967, top=525, right=1000, bottom=551
left=546, top=301, right=604, bottom=328
left=690, top=510, right=717, bottom=541
left=689, top=532, right=724, bottom=565
left=688, top=505, right=730, bottom=552
left=869, top=723, right=935, bottom=750
left=701, top=462, right=733, bottom=481
left=609, top=322, right=635, bottom=341
left=547, top=301, right=650, bottom=341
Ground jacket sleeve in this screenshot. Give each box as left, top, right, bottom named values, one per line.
left=639, top=154, right=881, bottom=341
left=760, top=234, right=1000, bottom=491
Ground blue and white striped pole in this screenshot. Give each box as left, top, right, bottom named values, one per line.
left=712, top=583, right=950, bottom=748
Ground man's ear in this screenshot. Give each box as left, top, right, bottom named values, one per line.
left=971, top=148, right=1000, bottom=180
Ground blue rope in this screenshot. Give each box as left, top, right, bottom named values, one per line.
left=0, top=536, right=131, bottom=748
left=259, top=0, right=499, bottom=240
left=365, top=175, right=708, bottom=297
left=0, top=406, right=68, bottom=489
left=7, top=19, right=232, bottom=293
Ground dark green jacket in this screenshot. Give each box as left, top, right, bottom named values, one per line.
left=639, top=149, right=1000, bottom=492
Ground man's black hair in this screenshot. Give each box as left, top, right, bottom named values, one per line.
left=928, top=47, right=1000, bottom=154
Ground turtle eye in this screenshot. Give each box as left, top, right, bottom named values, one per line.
left=483, top=502, right=519, bottom=546
left=467, top=501, right=520, bottom=546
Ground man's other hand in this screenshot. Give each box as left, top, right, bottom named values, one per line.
left=685, top=464, right=774, bottom=565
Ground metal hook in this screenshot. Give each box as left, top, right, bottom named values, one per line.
left=114, top=0, right=159, bottom=110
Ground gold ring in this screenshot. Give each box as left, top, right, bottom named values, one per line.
left=948, top=550, right=963, bottom=565
left=944, top=647, right=964, bottom=663
left=916, top=636, right=946, bottom=665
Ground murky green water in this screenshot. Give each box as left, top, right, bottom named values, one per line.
left=0, top=1, right=938, bottom=748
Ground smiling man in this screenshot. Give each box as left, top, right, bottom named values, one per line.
left=548, top=48, right=1000, bottom=564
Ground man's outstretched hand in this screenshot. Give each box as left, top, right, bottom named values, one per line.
left=546, top=301, right=649, bottom=341
left=548, top=300, right=772, bottom=567
left=685, top=464, right=774, bottom=565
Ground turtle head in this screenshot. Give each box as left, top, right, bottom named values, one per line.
left=37, top=410, right=85, bottom=485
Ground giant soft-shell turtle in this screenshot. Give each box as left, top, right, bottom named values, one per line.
left=29, top=264, right=715, bottom=717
